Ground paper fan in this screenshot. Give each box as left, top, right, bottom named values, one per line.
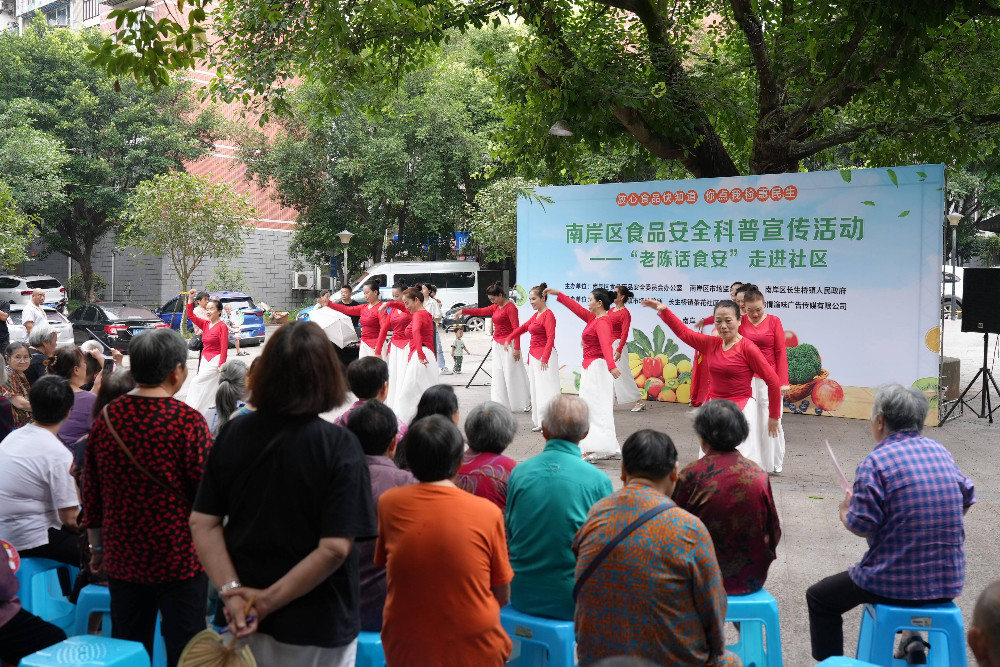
left=178, top=629, right=257, bottom=667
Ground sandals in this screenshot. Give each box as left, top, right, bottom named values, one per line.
left=630, top=401, right=645, bottom=412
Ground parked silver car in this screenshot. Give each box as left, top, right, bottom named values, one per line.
left=7, top=304, right=74, bottom=345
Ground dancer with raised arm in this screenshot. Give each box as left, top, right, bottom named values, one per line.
left=456, top=282, right=529, bottom=412
left=320, top=278, right=384, bottom=358
left=500, top=282, right=558, bottom=432
left=394, top=288, right=438, bottom=424
left=544, top=287, right=621, bottom=461
left=642, top=297, right=781, bottom=468
left=374, top=283, right=412, bottom=412
left=184, top=290, right=228, bottom=415
left=740, top=287, right=791, bottom=473
left=609, top=285, right=643, bottom=412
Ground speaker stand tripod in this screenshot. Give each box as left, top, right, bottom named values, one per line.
left=465, top=347, right=492, bottom=388
left=939, top=333, right=1000, bottom=425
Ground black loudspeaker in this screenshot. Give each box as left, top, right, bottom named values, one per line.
left=960, top=268, right=1000, bottom=334
left=476, top=270, right=508, bottom=307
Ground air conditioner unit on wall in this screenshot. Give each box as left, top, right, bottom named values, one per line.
left=318, top=274, right=335, bottom=291
left=292, top=271, right=312, bottom=290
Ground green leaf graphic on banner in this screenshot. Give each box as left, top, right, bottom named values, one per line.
left=633, top=329, right=654, bottom=356
left=887, top=169, right=898, bottom=187
left=861, top=201, right=875, bottom=206
left=899, top=210, right=910, bottom=217
left=840, top=169, right=852, bottom=183
left=664, top=340, right=679, bottom=358
left=627, top=341, right=648, bottom=357
left=916, top=171, right=927, bottom=181
left=653, top=326, right=665, bottom=355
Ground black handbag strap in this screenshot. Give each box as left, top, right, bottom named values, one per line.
left=573, top=503, right=672, bottom=601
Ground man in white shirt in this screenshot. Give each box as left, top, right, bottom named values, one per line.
left=422, top=284, right=452, bottom=375
left=0, top=375, right=79, bottom=565
left=21, top=289, right=48, bottom=338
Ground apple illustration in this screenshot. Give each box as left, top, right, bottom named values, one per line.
left=812, top=379, right=844, bottom=412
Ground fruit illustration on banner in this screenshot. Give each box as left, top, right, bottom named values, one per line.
left=627, top=325, right=691, bottom=402
left=512, top=284, right=528, bottom=307
left=812, top=379, right=844, bottom=412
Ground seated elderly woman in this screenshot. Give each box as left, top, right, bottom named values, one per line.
left=672, top=399, right=781, bottom=595
left=3, top=343, right=33, bottom=428
left=25, top=324, right=59, bottom=386
left=455, top=401, right=518, bottom=511
left=376, top=414, right=513, bottom=666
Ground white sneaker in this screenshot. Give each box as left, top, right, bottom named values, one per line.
left=439, top=368, right=453, bottom=375
left=523, top=405, right=532, bottom=413
left=531, top=426, right=542, bottom=432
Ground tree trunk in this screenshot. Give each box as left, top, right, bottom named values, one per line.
left=78, top=254, right=96, bottom=303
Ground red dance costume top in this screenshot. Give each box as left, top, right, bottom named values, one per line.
left=327, top=301, right=385, bottom=348
left=407, top=309, right=435, bottom=362
left=501, top=309, right=555, bottom=364
left=739, top=314, right=790, bottom=386
left=375, top=303, right=412, bottom=356
left=657, top=306, right=781, bottom=418
left=608, top=306, right=632, bottom=356
left=462, top=302, right=520, bottom=349
left=186, top=303, right=228, bottom=365
left=556, top=293, right=615, bottom=369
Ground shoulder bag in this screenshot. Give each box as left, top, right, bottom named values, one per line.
left=572, top=502, right=672, bottom=601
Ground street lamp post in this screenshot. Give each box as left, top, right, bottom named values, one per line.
left=947, top=213, right=963, bottom=320
left=336, top=229, right=354, bottom=287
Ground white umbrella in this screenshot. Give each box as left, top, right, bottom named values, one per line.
left=308, top=306, right=359, bottom=348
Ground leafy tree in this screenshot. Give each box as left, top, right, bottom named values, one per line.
left=465, top=177, right=554, bottom=264
left=0, top=181, right=35, bottom=271
left=0, top=18, right=219, bottom=299
left=205, top=261, right=251, bottom=294
left=86, top=0, right=1000, bottom=179
left=120, top=173, right=255, bottom=329
left=0, top=100, right=68, bottom=215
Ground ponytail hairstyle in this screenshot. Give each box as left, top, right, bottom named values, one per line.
left=531, top=282, right=548, bottom=301
left=213, top=360, right=248, bottom=436
left=591, top=288, right=612, bottom=311
left=615, top=285, right=635, bottom=302
left=485, top=281, right=505, bottom=298
left=734, top=283, right=757, bottom=298
left=402, top=287, right=424, bottom=302
left=45, top=345, right=85, bottom=380
left=363, top=277, right=381, bottom=293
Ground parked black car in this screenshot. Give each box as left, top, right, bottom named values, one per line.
left=69, top=302, right=170, bottom=352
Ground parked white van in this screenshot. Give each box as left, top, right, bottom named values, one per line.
left=350, top=261, right=481, bottom=312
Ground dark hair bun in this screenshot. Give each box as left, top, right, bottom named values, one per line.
left=493, top=280, right=503, bottom=289
left=538, top=282, right=547, bottom=291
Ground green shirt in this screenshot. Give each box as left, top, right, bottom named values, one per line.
left=505, top=439, right=615, bottom=620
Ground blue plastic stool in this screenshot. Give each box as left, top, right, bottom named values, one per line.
left=725, top=589, right=784, bottom=667
left=856, top=602, right=967, bottom=667
left=499, top=605, right=576, bottom=667
left=355, top=630, right=386, bottom=667
left=15, top=558, right=79, bottom=633
left=815, top=659, right=880, bottom=666
left=72, top=585, right=167, bottom=667
left=20, top=635, right=151, bottom=666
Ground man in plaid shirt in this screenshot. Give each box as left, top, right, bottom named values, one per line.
left=806, top=384, right=976, bottom=661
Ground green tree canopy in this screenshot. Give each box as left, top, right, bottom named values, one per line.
left=0, top=181, right=35, bottom=271
left=121, top=172, right=255, bottom=303
left=0, top=18, right=220, bottom=299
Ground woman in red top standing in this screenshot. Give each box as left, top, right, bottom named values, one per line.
left=609, top=285, right=643, bottom=412
left=544, top=287, right=622, bottom=460
left=739, top=288, right=790, bottom=473
left=322, top=278, right=384, bottom=358
left=184, top=289, right=228, bottom=415
left=456, top=282, right=529, bottom=412
left=500, top=282, right=558, bottom=432
left=375, top=283, right=412, bottom=412
left=642, top=297, right=781, bottom=469
left=394, top=288, right=438, bottom=424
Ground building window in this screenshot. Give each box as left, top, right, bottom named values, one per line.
left=82, top=0, right=100, bottom=20
left=43, top=1, right=69, bottom=25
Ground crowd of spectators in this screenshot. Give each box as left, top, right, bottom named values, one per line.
left=0, top=316, right=990, bottom=667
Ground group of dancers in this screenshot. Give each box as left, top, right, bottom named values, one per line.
left=295, top=277, right=790, bottom=472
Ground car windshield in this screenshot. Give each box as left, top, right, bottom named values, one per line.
left=44, top=309, right=68, bottom=323
left=26, top=279, right=62, bottom=289
left=101, top=305, right=158, bottom=320
left=221, top=298, right=255, bottom=312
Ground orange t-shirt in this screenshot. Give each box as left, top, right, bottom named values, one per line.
left=375, top=484, right=513, bottom=666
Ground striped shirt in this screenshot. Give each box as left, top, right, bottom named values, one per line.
left=846, top=430, right=975, bottom=599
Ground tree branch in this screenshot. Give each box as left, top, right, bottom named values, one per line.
left=728, top=0, right=781, bottom=119
left=611, top=106, right=687, bottom=161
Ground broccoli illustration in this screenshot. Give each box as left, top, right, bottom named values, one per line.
left=787, top=343, right=822, bottom=384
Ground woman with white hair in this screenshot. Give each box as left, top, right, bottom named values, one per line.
left=25, top=324, right=58, bottom=385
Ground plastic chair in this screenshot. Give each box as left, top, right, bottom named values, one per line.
left=355, top=630, right=386, bottom=667
left=725, top=589, right=784, bottom=667
left=499, top=605, right=576, bottom=667
left=74, top=585, right=113, bottom=636
left=855, top=602, right=967, bottom=667
left=20, top=635, right=151, bottom=667
left=815, top=659, right=881, bottom=666
left=15, top=558, right=79, bottom=633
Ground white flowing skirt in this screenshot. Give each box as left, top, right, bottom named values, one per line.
left=752, top=377, right=785, bottom=473
left=613, top=353, right=641, bottom=403
left=526, top=350, right=561, bottom=428
left=490, top=340, right=530, bottom=412
left=395, top=346, right=438, bottom=425
left=359, top=340, right=375, bottom=359
left=385, top=344, right=409, bottom=412
left=578, top=360, right=620, bottom=455
left=185, top=356, right=220, bottom=417
left=736, top=396, right=764, bottom=469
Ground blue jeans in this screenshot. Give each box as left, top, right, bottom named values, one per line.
left=434, top=325, right=445, bottom=369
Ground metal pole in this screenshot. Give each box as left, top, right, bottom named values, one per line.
left=343, top=246, right=349, bottom=287
left=950, top=225, right=958, bottom=320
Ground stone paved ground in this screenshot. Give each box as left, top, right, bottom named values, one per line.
left=177, top=320, right=998, bottom=666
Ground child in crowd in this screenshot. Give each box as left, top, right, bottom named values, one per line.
left=450, top=327, right=471, bottom=373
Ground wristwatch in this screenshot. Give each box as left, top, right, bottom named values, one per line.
left=220, top=580, right=242, bottom=594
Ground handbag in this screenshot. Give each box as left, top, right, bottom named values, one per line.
left=188, top=334, right=203, bottom=351
left=572, top=502, right=672, bottom=601
left=102, top=406, right=190, bottom=504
